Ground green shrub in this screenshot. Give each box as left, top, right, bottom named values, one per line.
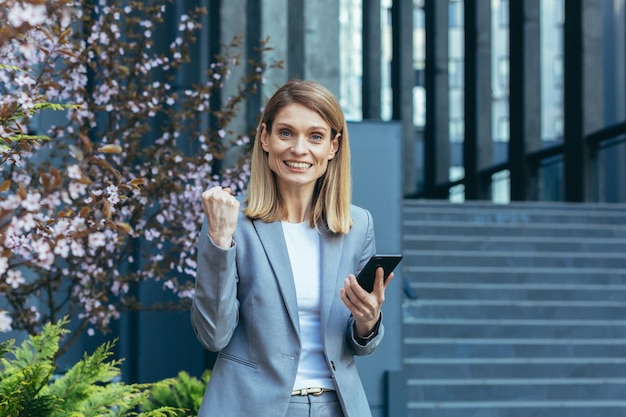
left=141, top=370, right=210, bottom=416
left=0, top=319, right=183, bottom=417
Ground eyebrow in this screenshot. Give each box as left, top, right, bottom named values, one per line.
left=274, top=122, right=329, bottom=133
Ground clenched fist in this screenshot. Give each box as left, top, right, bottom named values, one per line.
left=201, top=186, right=240, bottom=249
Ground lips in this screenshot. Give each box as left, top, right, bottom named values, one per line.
left=284, top=161, right=312, bottom=170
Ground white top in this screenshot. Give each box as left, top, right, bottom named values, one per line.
left=282, top=221, right=334, bottom=390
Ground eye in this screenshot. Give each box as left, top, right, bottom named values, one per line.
left=311, top=133, right=324, bottom=142
left=279, top=130, right=292, bottom=138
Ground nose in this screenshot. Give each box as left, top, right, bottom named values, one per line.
left=291, top=135, right=307, bottom=154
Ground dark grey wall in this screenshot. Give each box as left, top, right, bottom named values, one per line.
left=350, top=121, right=404, bottom=417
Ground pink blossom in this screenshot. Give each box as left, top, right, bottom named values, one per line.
left=28, top=306, right=41, bottom=322
left=53, top=238, right=70, bottom=258
left=179, top=288, right=195, bottom=299
left=0, top=311, right=12, bottom=333
left=21, top=192, right=41, bottom=211
left=0, top=194, right=21, bottom=211
left=7, top=3, right=47, bottom=27
left=0, top=2, right=267, bottom=342
left=106, top=184, right=120, bottom=205
left=15, top=213, right=36, bottom=233
left=70, top=216, right=86, bottom=231
left=0, top=257, right=8, bottom=276
left=15, top=72, right=36, bottom=87
left=67, top=164, right=82, bottom=179
left=17, top=91, right=35, bottom=112
left=31, top=239, right=54, bottom=269
left=5, top=270, right=25, bottom=289
left=70, top=240, right=85, bottom=257
left=88, top=232, right=106, bottom=248
left=69, top=181, right=87, bottom=199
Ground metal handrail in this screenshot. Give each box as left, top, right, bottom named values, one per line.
left=586, top=120, right=626, bottom=148
left=410, top=119, right=626, bottom=199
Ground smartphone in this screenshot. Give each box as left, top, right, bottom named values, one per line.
left=356, top=254, right=403, bottom=292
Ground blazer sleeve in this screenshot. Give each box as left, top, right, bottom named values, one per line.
left=190, top=217, right=239, bottom=352
left=345, top=207, right=385, bottom=355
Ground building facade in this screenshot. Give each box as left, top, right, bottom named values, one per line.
left=202, top=0, right=626, bottom=203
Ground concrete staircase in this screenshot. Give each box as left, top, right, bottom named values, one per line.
left=402, top=200, right=626, bottom=417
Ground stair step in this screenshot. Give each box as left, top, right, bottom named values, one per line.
left=403, top=302, right=626, bottom=318
left=404, top=321, right=626, bottom=339
left=403, top=360, right=626, bottom=379
left=402, top=286, right=626, bottom=302
left=403, top=251, right=626, bottom=268
left=403, top=341, right=626, bottom=358
left=406, top=380, right=626, bottom=402
left=403, top=266, right=626, bottom=281
left=402, top=268, right=626, bottom=284
left=404, top=235, right=626, bottom=252
left=404, top=199, right=626, bottom=213
left=407, top=404, right=626, bottom=417
left=400, top=200, right=626, bottom=417
left=403, top=220, right=626, bottom=238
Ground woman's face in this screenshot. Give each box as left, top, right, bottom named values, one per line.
left=261, top=102, right=339, bottom=196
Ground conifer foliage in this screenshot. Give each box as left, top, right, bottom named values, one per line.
left=0, top=319, right=184, bottom=417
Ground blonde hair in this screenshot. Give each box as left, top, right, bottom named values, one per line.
left=244, top=80, right=352, bottom=234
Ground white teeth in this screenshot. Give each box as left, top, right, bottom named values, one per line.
left=285, top=161, right=311, bottom=169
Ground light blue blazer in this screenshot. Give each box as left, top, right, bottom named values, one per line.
left=191, top=204, right=384, bottom=417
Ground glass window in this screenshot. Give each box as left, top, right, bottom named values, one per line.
left=497, top=116, right=510, bottom=142
left=449, top=0, right=464, bottom=28
left=449, top=0, right=465, bottom=147
left=499, top=0, right=509, bottom=27
left=450, top=118, right=465, bottom=143
left=413, top=0, right=426, bottom=128
left=339, top=0, right=363, bottom=121
left=491, top=170, right=511, bottom=203
left=553, top=54, right=563, bottom=87
left=449, top=59, right=463, bottom=88
left=540, top=0, right=564, bottom=142
left=381, top=0, right=393, bottom=121
left=413, top=86, right=426, bottom=127
left=497, top=56, right=509, bottom=92
left=449, top=166, right=465, bottom=202
left=491, top=0, right=509, bottom=145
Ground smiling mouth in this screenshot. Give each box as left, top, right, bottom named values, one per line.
left=284, top=161, right=312, bottom=170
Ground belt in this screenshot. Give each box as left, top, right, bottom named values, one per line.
left=291, top=387, right=334, bottom=397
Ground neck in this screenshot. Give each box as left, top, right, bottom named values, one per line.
left=280, top=188, right=314, bottom=223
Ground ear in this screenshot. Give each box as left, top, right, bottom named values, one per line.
left=328, top=133, right=340, bottom=160
left=260, top=123, right=270, bottom=151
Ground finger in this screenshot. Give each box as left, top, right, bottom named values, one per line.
left=202, top=187, right=238, bottom=206
left=347, top=276, right=381, bottom=318
left=373, top=266, right=385, bottom=290
left=340, top=286, right=361, bottom=315
left=202, top=185, right=222, bottom=200
left=342, top=277, right=366, bottom=310
left=346, top=275, right=370, bottom=302
left=382, top=271, right=394, bottom=290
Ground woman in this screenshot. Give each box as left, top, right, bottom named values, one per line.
left=192, top=80, right=393, bottom=417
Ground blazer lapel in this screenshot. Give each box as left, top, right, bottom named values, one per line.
left=251, top=219, right=300, bottom=336
left=319, top=227, right=344, bottom=334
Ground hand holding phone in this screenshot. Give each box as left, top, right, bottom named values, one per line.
left=356, top=254, right=403, bottom=292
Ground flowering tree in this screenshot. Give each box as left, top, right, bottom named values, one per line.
left=0, top=0, right=281, bottom=354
